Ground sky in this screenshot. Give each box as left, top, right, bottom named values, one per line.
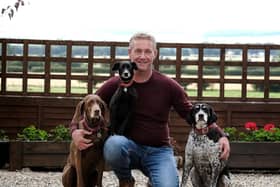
left=0, top=0, right=280, bottom=44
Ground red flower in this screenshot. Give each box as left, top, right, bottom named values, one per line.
left=264, top=123, right=275, bottom=132
left=244, top=122, right=258, bottom=131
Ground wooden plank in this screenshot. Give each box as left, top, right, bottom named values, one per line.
left=228, top=155, right=280, bottom=169
left=230, top=142, right=280, bottom=155
left=23, top=154, right=67, bottom=168
left=23, top=141, right=70, bottom=154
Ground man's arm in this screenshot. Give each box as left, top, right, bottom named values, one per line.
left=69, top=119, right=93, bottom=150
left=71, top=129, right=93, bottom=150
left=219, top=136, right=230, bottom=160
left=209, top=123, right=230, bottom=160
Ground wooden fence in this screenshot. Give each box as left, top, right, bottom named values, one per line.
left=1, top=38, right=280, bottom=150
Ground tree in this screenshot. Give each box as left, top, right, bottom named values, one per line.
left=1, top=0, right=25, bottom=19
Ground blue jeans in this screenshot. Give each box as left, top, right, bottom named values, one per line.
left=103, top=135, right=179, bottom=187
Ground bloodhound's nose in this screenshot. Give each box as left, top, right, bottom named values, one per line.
left=94, top=109, right=100, bottom=116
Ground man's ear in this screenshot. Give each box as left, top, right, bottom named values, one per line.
left=153, top=49, right=158, bottom=60
left=128, top=48, right=132, bottom=59
left=112, top=62, right=120, bottom=71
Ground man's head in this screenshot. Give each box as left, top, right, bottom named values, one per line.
left=128, top=33, right=157, bottom=72
left=129, top=33, right=157, bottom=50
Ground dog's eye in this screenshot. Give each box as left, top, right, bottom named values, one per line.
left=194, top=105, right=200, bottom=111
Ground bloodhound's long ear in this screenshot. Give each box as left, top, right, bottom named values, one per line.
left=71, top=100, right=85, bottom=124
left=96, top=95, right=109, bottom=124
left=112, top=62, right=120, bottom=71
left=99, top=97, right=108, bottom=118
left=131, top=61, right=138, bottom=70
left=207, top=106, right=217, bottom=125
left=186, top=106, right=195, bottom=126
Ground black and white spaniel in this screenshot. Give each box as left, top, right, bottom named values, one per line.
left=181, top=103, right=231, bottom=187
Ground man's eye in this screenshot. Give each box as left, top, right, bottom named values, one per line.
left=135, top=49, right=142, bottom=54
left=145, top=50, right=152, bottom=54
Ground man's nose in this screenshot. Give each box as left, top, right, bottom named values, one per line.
left=138, top=52, right=146, bottom=57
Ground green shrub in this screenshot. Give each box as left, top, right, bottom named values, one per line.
left=17, top=125, right=49, bottom=141
left=49, top=124, right=71, bottom=141
left=17, top=125, right=71, bottom=141
left=0, top=129, right=9, bottom=141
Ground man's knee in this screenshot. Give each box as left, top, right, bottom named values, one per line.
left=151, top=175, right=179, bottom=187
left=148, top=162, right=179, bottom=187
left=103, top=135, right=129, bottom=164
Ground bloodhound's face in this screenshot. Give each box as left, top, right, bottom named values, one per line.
left=81, top=94, right=106, bottom=126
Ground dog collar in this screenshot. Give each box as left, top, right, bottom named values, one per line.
left=119, top=80, right=133, bottom=92
left=195, top=127, right=209, bottom=135
left=81, top=118, right=105, bottom=134
left=194, top=124, right=215, bottom=135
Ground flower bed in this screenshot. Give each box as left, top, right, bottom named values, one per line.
left=225, top=122, right=280, bottom=170
left=0, top=125, right=72, bottom=171
left=224, top=122, right=280, bottom=142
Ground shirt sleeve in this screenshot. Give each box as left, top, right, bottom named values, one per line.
left=210, top=123, right=228, bottom=137
left=170, top=79, right=193, bottom=120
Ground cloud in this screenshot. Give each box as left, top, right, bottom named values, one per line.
left=0, top=0, right=279, bottom=43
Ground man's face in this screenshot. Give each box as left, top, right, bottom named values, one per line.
left=128, top=39, right=157, bottom=72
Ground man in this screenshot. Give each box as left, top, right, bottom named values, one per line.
left=71, top=32, right=230, bottom=187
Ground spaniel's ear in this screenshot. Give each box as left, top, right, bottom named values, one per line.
left=207, top=106, right=217, bottom=125
left=112, top=62, right=120, bottom=71
left=72, top=100, right=84, bottom=123
left=186, top=106, right=195, bottom=126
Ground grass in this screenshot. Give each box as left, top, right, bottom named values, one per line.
left=4, top=84, right=280, bottom=99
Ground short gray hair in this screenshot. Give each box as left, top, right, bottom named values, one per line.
left=129, top=32, right=157, bottom=50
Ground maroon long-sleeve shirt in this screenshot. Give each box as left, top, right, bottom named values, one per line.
left=95, top=70, right=193, bottom=147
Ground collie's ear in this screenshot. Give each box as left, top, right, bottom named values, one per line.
left=112, top=62, right=120, bottom=71
left=131, top=61, right=138, bottom=70
left=207, top=107, right=217, bottom=124
left=186, top=107, right=195, bottom=126
left=72, top=100, right=84, bottom=123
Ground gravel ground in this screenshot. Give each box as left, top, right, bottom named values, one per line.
left=1, top=168, right=280, bottom=187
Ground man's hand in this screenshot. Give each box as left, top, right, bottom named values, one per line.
left=219, top=136, right=230, bottom=160
left=72, top=129, right=93, bottom=150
